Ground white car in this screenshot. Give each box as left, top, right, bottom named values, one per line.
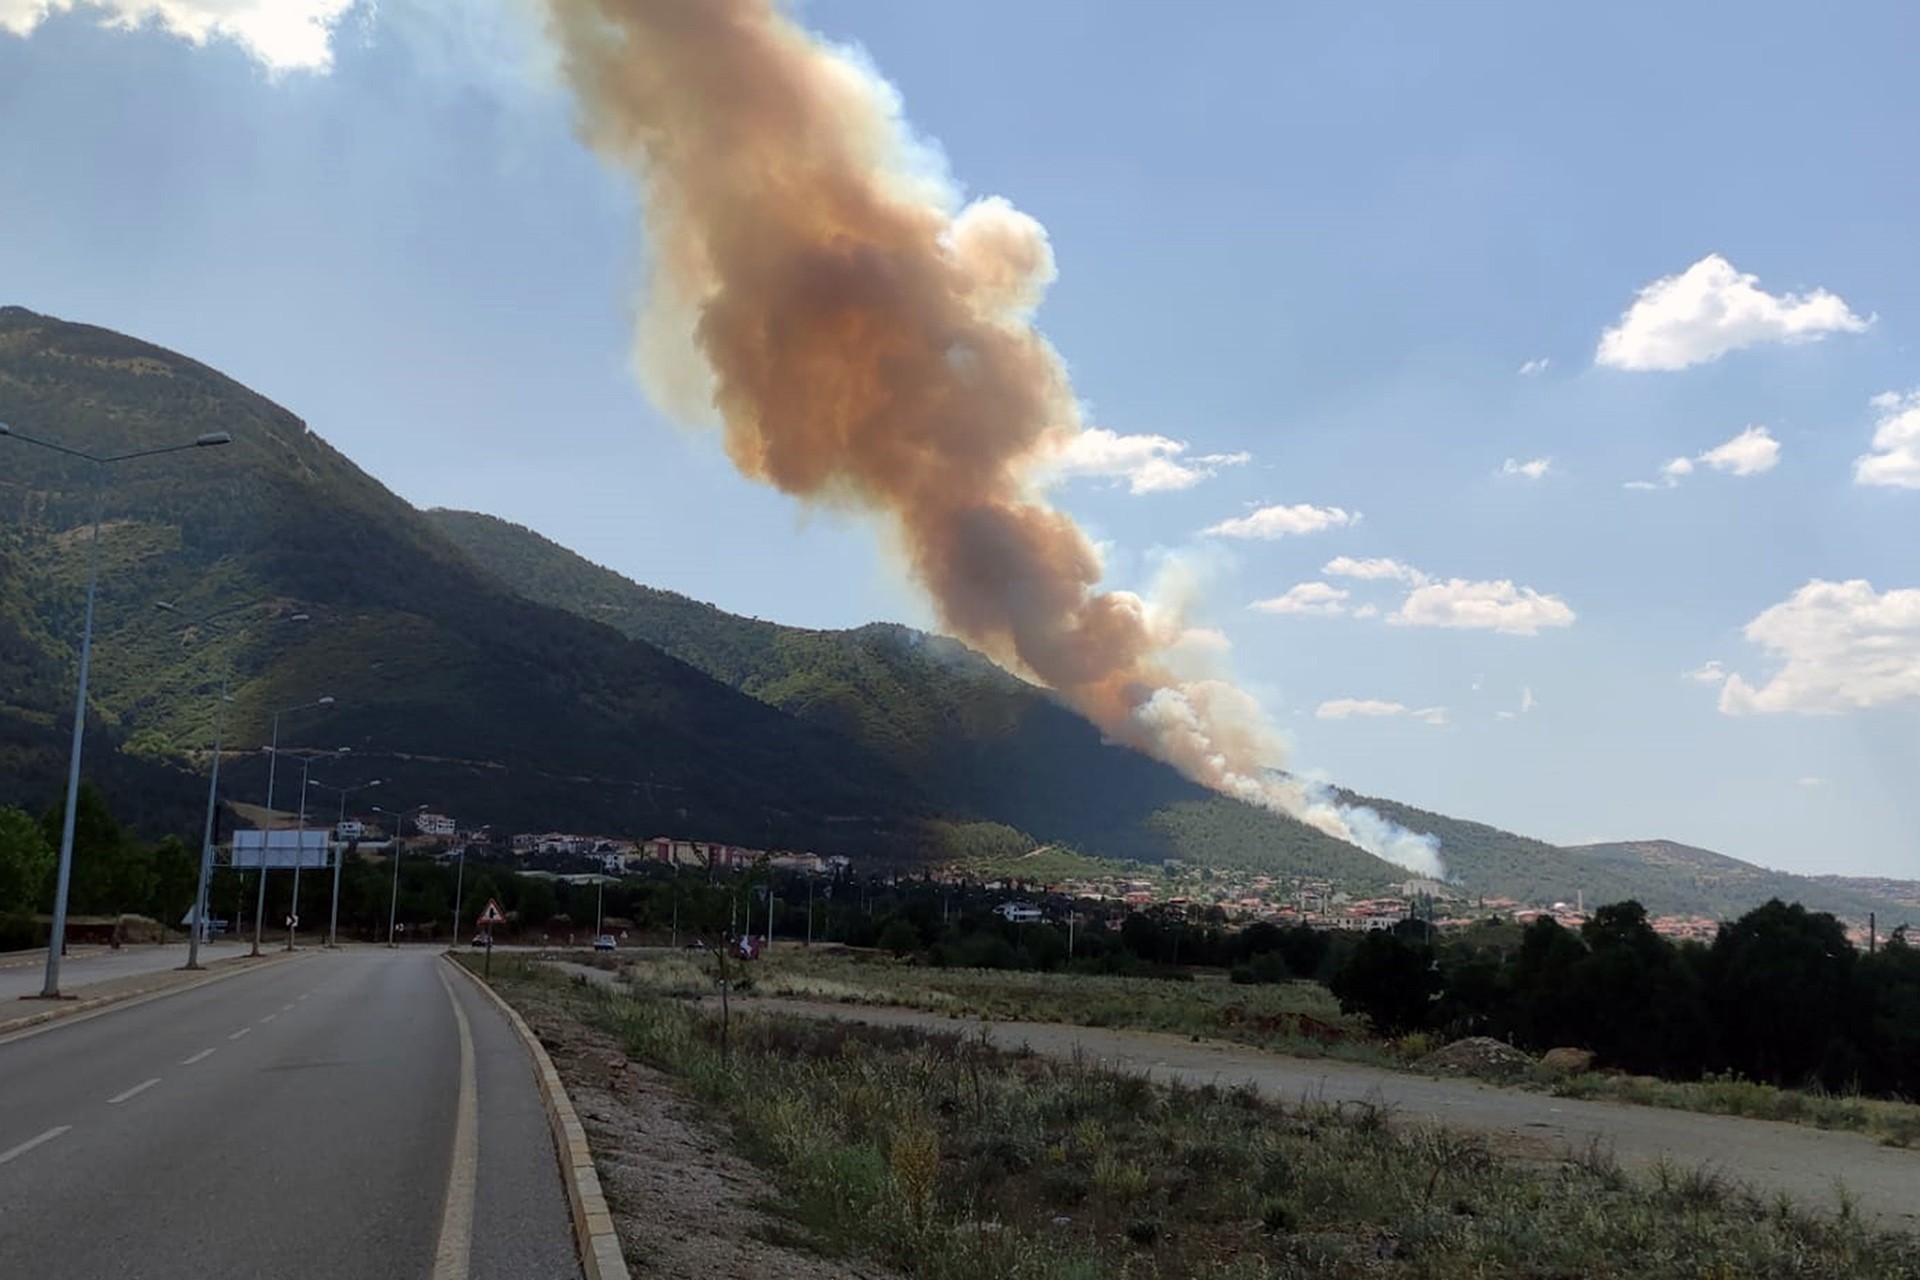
left=593, top=934, right=617, bottom=951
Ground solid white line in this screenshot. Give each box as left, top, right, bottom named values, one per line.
left=228, top=1027, right=251, bottom=1041
left=182, top=1048, right=216, bottom=1066
left=0, top=1126, right=71, bottom=1166
left=430, top=969, right=480, bottom=1280
left=109, top=1078, right=161, bottom=1105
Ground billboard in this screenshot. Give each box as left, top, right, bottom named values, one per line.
left=231, top=829, right=333, bottom=869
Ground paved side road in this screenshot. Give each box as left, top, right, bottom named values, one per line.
left=0, top=941, right=253, bottom=1001
left=557, top=964, right=1920, bottom=1235
left=0, top=949, right=581, bottom=1280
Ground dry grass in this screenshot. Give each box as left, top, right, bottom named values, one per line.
left=482, top=959, right=1920, bottom=1280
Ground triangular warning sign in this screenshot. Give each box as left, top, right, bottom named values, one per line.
left=477, top=899, right=507, bottom=926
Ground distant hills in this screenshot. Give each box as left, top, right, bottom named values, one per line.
left=2, top=305, right=1913, bottom=927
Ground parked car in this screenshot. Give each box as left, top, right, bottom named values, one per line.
left=593, top=934, right=617, bottom=951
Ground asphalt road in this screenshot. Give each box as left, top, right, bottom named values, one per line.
left=0, top=949, right=581, bottom=1280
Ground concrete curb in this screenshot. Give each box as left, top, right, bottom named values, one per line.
left=0, top=952, right=295, bottom=1044
left=445, top=954, right=631, bottom=1280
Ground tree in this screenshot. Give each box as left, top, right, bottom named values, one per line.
left=877, top=916, right=920, bottom=958
left=0, top=806, right=54, bottom=915
left=1328, top=931, right=1439, bottom=1036
left=1708, top=899, right=1857, bottom=1087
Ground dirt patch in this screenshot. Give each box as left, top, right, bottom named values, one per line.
left=506, top=978, right=898, bottom=1280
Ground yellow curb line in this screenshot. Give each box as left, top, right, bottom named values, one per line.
left=0, top=953, right=299, bottom=1046
left=445, top=955, right=632, bottom=1280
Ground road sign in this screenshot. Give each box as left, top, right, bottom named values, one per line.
left=476, top=899, right=506, bottom=927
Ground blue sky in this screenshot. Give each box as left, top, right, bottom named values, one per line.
left=3, top=1, right=1918, bottom=877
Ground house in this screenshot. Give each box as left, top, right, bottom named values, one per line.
left=996, top=902, right=1043, bottom=924
left=415, top=812, right=457, bottom=838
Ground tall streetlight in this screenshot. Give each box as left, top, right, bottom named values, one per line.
left=0, top=420, right=232, bottom=999
left=307, top=774, right=381, bottom=948
left=375, top=804, right=425, bottom=947
left=155, top=599, right=310, bottom=971
left=286, top=748, right=348, bottom=952
left=250, top=697, right=335, bottom=956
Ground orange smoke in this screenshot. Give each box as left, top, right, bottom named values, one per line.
left=545, top=0, right=1397, bottom=855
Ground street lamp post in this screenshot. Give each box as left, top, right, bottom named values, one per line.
left=307, top=775, right=380, bottom=948
left=157, top=599, right=309, bottom=971
left=376, top=805, right=424, bottom=947
left=452, top=840, right=467, bottom=943
left=0, top=421, right=231, bottom=999
left=250, top=697, right=335, bottom=956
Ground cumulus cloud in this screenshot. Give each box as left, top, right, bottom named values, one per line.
left=1854, top=390, right=1920, bottom=489
left=1322, top=555, right=1428, bottom=585
left=1718, top=579, right=1920, bottom=715
left=1045, top=427, right=1250, bottom=495
left=1685, top=660, right=1728, bottom=684
left=1315, top=699, right=1447, bottom=726
left=1500, top=457, right=1552, bottom=480
left=1392, top=578, right=1576, bottom=636
left=1250, top=582, right=1349, bottom=616
left=1518, top=358, right=1551, bottom=376
left=1202, top=503, right=1357, bottom=540
left=1633, top=426, right=1780, bottom=489
left=1521, top=686, right=1537, bottom=714
left=1596, top=254, right=1869, bottom=372
left=0, top=0, right=353, bottom=70
left=1798, top=776, right=1828, bottom=788
left=1698, top=425, right=1782, bottom=476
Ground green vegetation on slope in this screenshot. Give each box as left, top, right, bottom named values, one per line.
left=0, top=306, right=928, bottom=852
left=428, top=507, right=1402, bottom=885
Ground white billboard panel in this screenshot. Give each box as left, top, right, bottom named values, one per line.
left=231, top=829, right=333, bottom=869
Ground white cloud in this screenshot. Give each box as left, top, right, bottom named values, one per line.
left=1797, top=776, right=1829, bottom=789
left=1316, top=698, right=1406, bottom=720
left=1315, top=698, right=1447, bottom=726
left=1321, top=555, right=1428, bottom=585
left=1685, top=660, right=1728, bottom=684
left=1202, top=503, right=1357, bottom=540
left=1635, top=427, right=1780, bottom=488
left=1520, top=686, right=1537, bottom=714
left=1352, top=603, right=1380, bottom=620
left=1495, top=710, right=1517, bottom=720
left=1854, top=390, right=1920, bottom=489
left=0, top=0, right=353, bottom=70
left=1518, top=358, right=1551, bottom=376
left=1047, top=427, right=1250, bottom=495
left=1500, top=457, right=1552, bottom=480
left=1596, top=254, right=1869, bottom=372
left=1250, top=582, right=1349, bottom=616
left=1392, top=578, right=1576, bottom=636
left=1719, top=579, right=1920, bottom=715
left=1698, top=425, right=1781, bottom=476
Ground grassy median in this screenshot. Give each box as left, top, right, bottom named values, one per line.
left=481, top=958, right=1920, bottom=1280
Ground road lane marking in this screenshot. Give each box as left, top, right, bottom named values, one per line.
left=182, top=1048, right=216, bottom=1066
left=298, top=993, right=310, bottom=1001
left=0, top=1126, right=71, bottom=1166
left=109, top=1078, right=161, bottom=1105
left=228, top=1028, right=251, bottom=1040
left=259, top=1013, right=277, bottom=1023
left=282, top=1003, right=294, bottom=1011
left=431, top=968, right=480, bottom=1280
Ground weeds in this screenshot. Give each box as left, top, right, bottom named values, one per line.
left=482, top=958, right=1920, bottom=1280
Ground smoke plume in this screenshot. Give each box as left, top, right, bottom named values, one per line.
left=543, top=0, right=1444, bottom=878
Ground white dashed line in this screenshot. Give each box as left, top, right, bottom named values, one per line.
left=228, top=1028, right=251, bottom=1041
left=0, top=1127, right=71, bottom=1166
left=109, top=1078, right=161, bottom=1105
left=182, top=1048, right=216, bottom=1066
left=259, top=1013, right=277, bottom=1024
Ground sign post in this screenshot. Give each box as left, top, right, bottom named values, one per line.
left=477, top=898, right=505, bottom=979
